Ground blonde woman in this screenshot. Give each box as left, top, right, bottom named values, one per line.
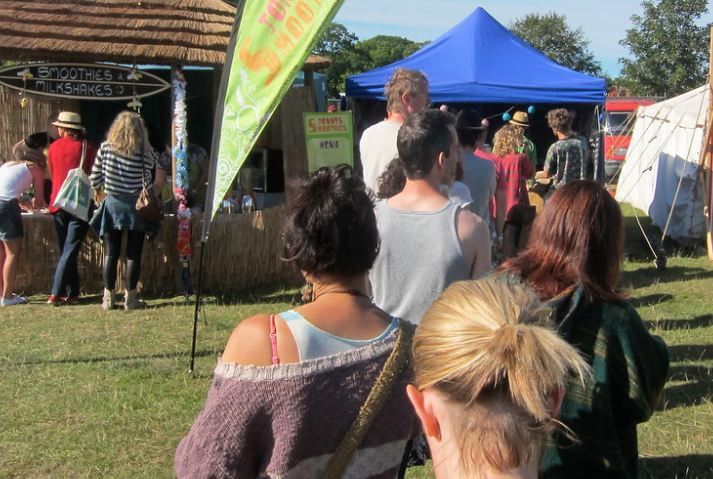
left=407, top=277, right=590, bottom=479
left=491, top=124, right=535, bottom=257
left=90, top=111, right=159, bottom=310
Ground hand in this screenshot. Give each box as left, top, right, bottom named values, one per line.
left=93, top=189, right=106, bottom=203
left=31, top=197, right=46, bottom=211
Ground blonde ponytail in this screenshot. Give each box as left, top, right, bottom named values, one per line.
left=412, top=275, right=590, bottom=473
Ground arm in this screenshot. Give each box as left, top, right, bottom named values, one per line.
left=520, top=153, right=535, bottom=180
left=495, top=189, right=507, bottom=240
left=28, top=163, right=46, bottom=209
left=543, top=144, right=555, bottom=177
left=456, top=209, right=491, bottom=279
left=90, top=145, right=104, bottom=192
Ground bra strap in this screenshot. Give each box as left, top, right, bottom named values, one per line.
left=269, top=314, right=280, bottom=365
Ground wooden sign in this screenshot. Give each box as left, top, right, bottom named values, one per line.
left=0, top=62, right=170, bottom=101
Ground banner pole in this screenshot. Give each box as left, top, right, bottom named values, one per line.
left=189, top=1, right=245, bottom=373
left=189, top=240, right=207, bottom=373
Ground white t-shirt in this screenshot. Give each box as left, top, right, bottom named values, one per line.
left=0, top=162, right=32, bottom=201
left=359, top=120, right=402, bottom=192
left=448, top=181, right=473, bottom=208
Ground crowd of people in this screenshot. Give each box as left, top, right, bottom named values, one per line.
left=0, top=110, right=164, bottom=309
left=175, top=68, right=669, bottom=479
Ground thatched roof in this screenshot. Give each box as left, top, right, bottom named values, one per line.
left=0, top=0, right=331, bottom=68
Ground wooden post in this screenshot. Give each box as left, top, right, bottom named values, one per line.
left=706, top=27, right=713, bottom=260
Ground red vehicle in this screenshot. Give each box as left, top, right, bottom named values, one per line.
left=603, top=98, right=655, bottom=179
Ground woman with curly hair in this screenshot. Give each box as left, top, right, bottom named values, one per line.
left=499, top=181, right=669, bottom=478
left=176, top=165, right=416, bottom=479
left=492, top=124, right=535, bottom=257
left=90, top=111, right=160, bottom=310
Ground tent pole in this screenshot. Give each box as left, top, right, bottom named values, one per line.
left=706, top=27, right=713, bottom=260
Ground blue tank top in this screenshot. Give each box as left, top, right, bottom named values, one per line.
left=279, top=310, right=398, bottom=361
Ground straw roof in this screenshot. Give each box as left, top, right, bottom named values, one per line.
left=0, top=0, right=331, bottom=68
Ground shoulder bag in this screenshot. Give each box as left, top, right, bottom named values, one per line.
left=135, top=144, right=163, bottom=222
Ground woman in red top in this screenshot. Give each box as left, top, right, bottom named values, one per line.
left=492, top=124, right=535, bottom=258
left=46, top=112, right=97, bottom=306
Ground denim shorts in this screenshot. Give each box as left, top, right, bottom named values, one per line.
left=0, top=199, right=23, bottom=241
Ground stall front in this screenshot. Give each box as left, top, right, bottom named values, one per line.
left=0, top=0, right=328, bottom=295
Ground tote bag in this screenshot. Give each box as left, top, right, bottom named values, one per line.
left=53, top=141, right=92, bottom=221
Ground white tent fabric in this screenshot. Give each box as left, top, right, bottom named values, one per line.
left=616, top=85, right=709, bottom=241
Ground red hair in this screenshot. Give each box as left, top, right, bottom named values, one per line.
left=500, top=181, right=626, bottom=302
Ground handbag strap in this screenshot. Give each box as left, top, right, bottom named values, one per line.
left=321, top=321, right=413, bottom=479
left=79, top=140, right=87, bottom=169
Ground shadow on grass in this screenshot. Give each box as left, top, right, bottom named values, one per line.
left=657, top=364, right=713, bottom=411
left=647, top=315, right=713, bottom=331
left=668, top=345, right=713, bottom=362
left=640, top=454, right=713, bottom=478
left=622, top=266, right=713, bottom=290
left=2, top=349, right=217, bottom=367
left=631, top=293, right=674, bottom=308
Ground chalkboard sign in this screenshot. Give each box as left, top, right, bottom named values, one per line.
left=0, top=62, right=170, bottom=101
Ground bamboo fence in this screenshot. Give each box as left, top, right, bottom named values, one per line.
left=16, top=207, right=299, bottom=296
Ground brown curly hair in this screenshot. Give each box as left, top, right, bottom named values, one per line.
left=492, top=124, right=523, bottom=157
left=546, top=108, right=572, bottom=132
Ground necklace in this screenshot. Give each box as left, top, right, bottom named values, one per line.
left=312, top=288, right=369, bottom=302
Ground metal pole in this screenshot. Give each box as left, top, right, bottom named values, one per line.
left=189, top=240, right=207, bottom=373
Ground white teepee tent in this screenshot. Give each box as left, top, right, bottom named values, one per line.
left=616, top=85, right=709, bottom=242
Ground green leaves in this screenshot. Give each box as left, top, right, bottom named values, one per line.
left=509, top=12, right=602, bottom=76
left=619, top=0, right=711, bottom=97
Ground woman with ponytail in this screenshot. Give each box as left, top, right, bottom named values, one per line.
left=407, top=276, right=590, bottom=479
left=500, top=180, right=669, bottom=479
left=176, top=165, right=416, bottom=478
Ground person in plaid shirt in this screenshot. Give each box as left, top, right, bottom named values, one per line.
left=543, top=108, right=585, bottom=189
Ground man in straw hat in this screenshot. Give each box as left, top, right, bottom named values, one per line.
left=46, top=111, right=97, bottom=306
left=510, top=111, right=538, bottom=171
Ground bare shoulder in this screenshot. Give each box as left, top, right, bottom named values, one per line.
left=456, top=208, right=488, bottom=238
left=221, top=314, right=274, bottom=366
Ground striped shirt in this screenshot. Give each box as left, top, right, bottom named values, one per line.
left=90, top=142, right=157, bottom=196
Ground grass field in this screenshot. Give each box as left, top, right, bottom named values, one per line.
left=1, top=208, right=711, bottom=478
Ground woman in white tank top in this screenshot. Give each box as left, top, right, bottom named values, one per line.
left=0, top=158, right=46, bottom=306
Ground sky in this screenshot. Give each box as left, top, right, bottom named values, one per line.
left=333, top=0, right=713, bottom=77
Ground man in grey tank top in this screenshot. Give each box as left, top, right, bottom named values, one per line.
left=369, top=110, right=491, bottom=325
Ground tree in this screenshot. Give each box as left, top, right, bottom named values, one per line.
left=619, top=0, right=711, bottom=97
left=313, top=23, right=364, bottom=97
left=356, top=35, right=425, bottom=71
left=509, top=13, right=602, bottom=76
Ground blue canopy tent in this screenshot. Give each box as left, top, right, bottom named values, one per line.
left=346, top=7, right=605, bottom=104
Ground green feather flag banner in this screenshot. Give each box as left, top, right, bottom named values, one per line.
left=202, top=0, right=344, bottom=241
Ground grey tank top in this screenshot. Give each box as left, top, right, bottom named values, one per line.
left=369, top=199, right=469, bottom=325
left=279, top=310, right=399, bottom=361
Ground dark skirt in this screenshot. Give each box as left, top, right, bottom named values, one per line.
left=0, top=199, right=23, bottom=241
left=90, top=193, right=160, bottom=239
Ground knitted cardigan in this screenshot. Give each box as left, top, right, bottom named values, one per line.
left=540, top=284, right=669, bottom=479
left=175, top=327, right=416, bottom=478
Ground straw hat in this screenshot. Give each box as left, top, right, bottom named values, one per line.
left=509, top=111, right=530, bottom=127
left=52, top=111, right=84, bottom=130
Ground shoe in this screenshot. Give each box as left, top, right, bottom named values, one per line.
left=124, top=289, right=146, bottom=311
left=47, top=295, right=64, bottom=306
left=1, top=295, right=28, bottom=307
left=64, top=296, right=80, bottom=306
left=101, top=288, right=116, bottom=311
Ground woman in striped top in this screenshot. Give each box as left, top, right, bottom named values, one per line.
left=90, top=111, right=159, bottom=310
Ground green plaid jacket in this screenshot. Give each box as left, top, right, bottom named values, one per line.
left=540, top=285, right=669, bottom=479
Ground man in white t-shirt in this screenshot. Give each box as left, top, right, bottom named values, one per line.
left=359, top=68, right=429, bottom=192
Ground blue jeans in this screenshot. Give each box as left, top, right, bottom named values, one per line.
left=51, top=211, right=89, bottom=297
